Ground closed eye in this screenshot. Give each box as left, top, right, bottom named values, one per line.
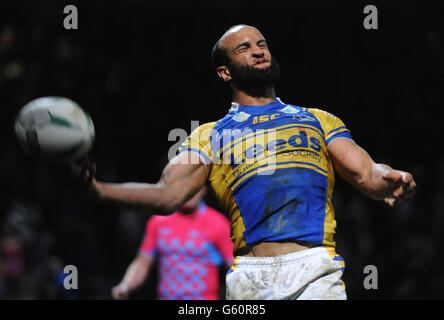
left=257, top=40, right=268, bottom=48
left=234, top=42, right=250, bottom=54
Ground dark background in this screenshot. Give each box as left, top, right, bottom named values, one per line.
left=0, top=0, right=442, bottom=299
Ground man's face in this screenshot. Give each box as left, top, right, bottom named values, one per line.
left=221, top=26, right=272, bottom=70
left=218, top=26, right=280, bottom=94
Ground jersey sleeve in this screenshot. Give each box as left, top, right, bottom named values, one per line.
left=139, top=217, right=159, bottom=258
left=309, top=108, right=354, bottom=145
left=178, top=122, right=217, bottom=169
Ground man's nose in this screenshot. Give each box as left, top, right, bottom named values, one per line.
left=252, top=46, right=265, bottom=57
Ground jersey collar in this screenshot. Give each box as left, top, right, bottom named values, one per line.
left=230, top=97, right=284, bottom=111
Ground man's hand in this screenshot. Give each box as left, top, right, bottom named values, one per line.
left=111, top=283, right=130, bottom=300
left=382, top=170, right=416, bottom=207
left=65, top=157, right=99, bottom=197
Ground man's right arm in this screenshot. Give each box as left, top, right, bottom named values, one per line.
left=74, top=151, right=208, bottom=215
left=111, top=254, right=154, bottom=300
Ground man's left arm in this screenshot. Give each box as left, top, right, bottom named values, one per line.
left=328, top=137, right=416, bottom=206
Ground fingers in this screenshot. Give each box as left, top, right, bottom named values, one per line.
left=63, top=157, right=98, bottom=194
left=382, top=170, right=403, bottom=183
left=78, top=158, right=96, bottom=185
left=384, top=170, right=416, bottom=207
left=384, top=197, right=397, bottom=207
left=112, top=286, right=129, bottom=300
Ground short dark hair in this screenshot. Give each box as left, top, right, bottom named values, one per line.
left=211, top=40, right=230, bottom=69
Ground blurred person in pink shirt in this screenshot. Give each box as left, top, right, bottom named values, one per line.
left=111, top=187, right=233, bottom=300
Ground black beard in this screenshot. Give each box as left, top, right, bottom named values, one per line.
left=228, top=58, right=281, bottom=98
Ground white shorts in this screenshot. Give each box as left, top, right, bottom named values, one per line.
left=225, top=246, right=346, bottom=300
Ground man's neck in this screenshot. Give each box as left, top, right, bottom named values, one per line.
left=232, top=86, right=277, bottom=106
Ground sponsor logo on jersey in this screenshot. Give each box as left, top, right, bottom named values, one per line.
left=232, top=111, right=251, bottom=122
left=279, top=105, right=301, bottom=114
left=220, top=129, right=322, bottom=165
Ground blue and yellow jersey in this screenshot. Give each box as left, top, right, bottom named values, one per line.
left=179, top=99, right=353, bottom=254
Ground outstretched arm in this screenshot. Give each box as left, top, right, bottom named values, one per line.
left=328, top=138, right=416, bottom=206
left=111, top=254, right=154, bottom=300
left=71, top=152, right=208, bottom=214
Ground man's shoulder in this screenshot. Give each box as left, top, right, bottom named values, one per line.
left=272, top=99, right=330, bottom=120
left=197, top=121, right=219, bottom=130
left=188, top=121, right=219, bottom=138
left=306, top=106, right=328, bottom=115
left=306, top=106, right=341, bottom=120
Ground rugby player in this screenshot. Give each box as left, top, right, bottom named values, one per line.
left=72, top=25, right=416, bottom=299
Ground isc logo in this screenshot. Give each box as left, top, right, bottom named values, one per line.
left=252, top=114, right=280, bottom=124
left=252, top=113, right=316, bottom=125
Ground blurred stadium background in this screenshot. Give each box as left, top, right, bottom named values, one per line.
left=0, top=0, right=442, bottom=299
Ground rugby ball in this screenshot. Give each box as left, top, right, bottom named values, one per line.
left=14, top=96, right=95, bottom=162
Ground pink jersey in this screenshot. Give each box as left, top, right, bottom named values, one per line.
left=139, top=203, right=233, bottom=300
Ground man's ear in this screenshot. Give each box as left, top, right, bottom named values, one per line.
left=216, top=66, right=231, bottom=82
